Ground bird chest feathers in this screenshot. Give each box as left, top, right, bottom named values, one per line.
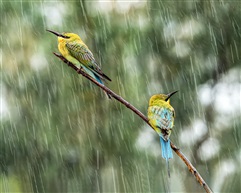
left=58, top=40, right=70, bottom=58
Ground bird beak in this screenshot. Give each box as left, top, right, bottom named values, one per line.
left=46, top=29, right=70, bottom=39
left=165, top=90, right=178, bottom=101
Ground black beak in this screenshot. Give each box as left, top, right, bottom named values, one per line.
left=165, top=90, right=178, bottom=101
left=46, top=29, right=69, bottom=39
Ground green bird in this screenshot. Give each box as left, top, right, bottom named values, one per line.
left=47, top=30, right=111, bottom=98
left=148, top=91, right=178, bottom=177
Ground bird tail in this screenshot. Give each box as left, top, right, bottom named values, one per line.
left=160, top=137, right=173, bottom=177
left=80, top=66, right=111, bottom=99
left=95, top=75, right=112, bottom=99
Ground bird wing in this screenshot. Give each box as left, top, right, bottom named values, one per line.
left=149, top=106, right=174, bottom=139
left=66, top=41, right=111, bottom=81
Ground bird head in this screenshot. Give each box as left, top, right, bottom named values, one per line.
left=149, top=90, right=178, bottom=106
left=46, top=30, right=82, bottom=43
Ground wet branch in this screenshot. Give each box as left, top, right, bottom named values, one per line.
left=53, top=52, right=213, bottom=193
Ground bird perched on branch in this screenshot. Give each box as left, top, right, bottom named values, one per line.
left=47, top=29, right=112, bottom=98
left=147, top=91, right=178, bottom=177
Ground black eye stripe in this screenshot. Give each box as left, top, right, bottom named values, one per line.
left=60, top=34, right=70, bottom=39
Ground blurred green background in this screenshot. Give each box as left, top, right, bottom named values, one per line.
left=1, top=0, right=240, bottom=192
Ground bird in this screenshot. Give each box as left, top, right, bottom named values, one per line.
left=47, top=29, right=112, bottom=98
left=147, top=91, right=178, bottom=177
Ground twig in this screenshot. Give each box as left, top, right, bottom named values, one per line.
left=53, top=52, right=213, bottom=193
left=171, top=144, right=213, bottom=193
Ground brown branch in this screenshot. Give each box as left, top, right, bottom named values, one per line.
left=171, top=144, right=213, bottom=193
left=53, top=52, right=213, bottom=193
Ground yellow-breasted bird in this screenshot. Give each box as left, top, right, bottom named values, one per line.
left=147, top=91, right=178, bottom=177
left=47, top=30, right=112, bottom=98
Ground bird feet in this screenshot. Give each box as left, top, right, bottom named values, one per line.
left=77, top=67, right=83, bottom=74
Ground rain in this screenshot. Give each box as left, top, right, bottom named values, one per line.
left=1, top=1, right=241, bottom=192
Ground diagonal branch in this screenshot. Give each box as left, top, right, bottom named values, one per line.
left=53, top=52, right=213, bottom=193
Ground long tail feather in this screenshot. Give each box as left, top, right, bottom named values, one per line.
left=95, top=75, right=103, bottom=84
left=160, top=137, right=173, bottom=177
left=95, top=75, right=112, bottom=99
left=166, top=158, right=170, bottom=178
